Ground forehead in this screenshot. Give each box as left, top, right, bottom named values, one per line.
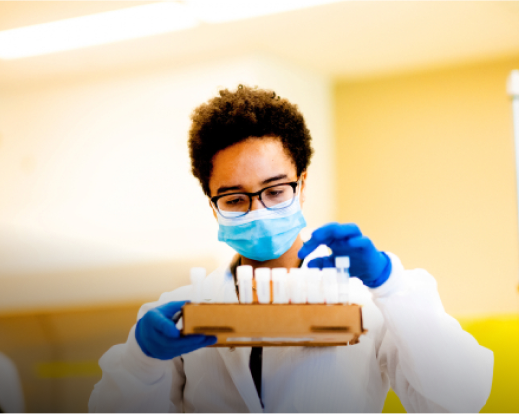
left=209, top=137, right=296, bottom=194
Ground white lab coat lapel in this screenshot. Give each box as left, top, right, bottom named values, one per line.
left=217, top=347, right=264, bottom=413
left=205, top=268, right=264, bottom=413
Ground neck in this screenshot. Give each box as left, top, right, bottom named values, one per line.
left=241, top=235, right=304, bottom=270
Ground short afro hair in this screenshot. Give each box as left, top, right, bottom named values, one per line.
left=188, top=84, right=314, bottom=196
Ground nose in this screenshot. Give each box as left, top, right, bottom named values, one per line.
left=250, top=195, right=264, bottom=211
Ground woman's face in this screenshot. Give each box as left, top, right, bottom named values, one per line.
left=208, top=136, right=306, bottom=215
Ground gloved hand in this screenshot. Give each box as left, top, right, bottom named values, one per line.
left=298, top=223, right=392, bottom=288
left=135, top=301, right=217, bottom=360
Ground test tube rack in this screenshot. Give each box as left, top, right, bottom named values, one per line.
left=181, top=302, right=366, bottom=347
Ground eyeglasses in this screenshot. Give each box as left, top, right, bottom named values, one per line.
left=211, top=178, right=301, bottom=218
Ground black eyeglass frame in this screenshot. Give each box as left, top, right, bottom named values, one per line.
left=210, top=179, right=300, bottom=218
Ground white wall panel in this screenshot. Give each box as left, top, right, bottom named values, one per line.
left=0, top=53, right=334, bottom=310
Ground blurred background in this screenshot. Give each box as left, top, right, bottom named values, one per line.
left=0, top=1, right=518, bottom=412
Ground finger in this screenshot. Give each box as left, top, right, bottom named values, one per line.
left=199, top=336, right=218, bottom=347
left=157, top=301, right=188, bottom=318
left=298, top=222, right=338, bottom=259
left=348, top=236, right=374, bottom=250
left=307, top=256, right=335, bottom=269
left=176, top=336, right=218, bottom=354
left=307, top=257, right=325, bottom=268
left=172, top=343, right=214, bottom=356
left=171, top=335, right=217, bottom=350
left=174, top=334, right=207, bottom=344
left=299, top=223, right=362, bottom=259
left=146, top=334, right=212, bottom=358
left=151, top=309, right=181, bottom=338
left=324, top=223, right=362, bottom=241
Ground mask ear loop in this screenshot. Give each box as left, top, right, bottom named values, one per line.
left=297, top=176, right=304, bottom=198
left=296, top=176, right=307, bottom=213
left=209, top=199, right=221, bottom=218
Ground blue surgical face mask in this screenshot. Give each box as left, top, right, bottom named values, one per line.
left=217, top=197, right=307, bottom=262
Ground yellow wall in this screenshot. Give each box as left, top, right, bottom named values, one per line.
left=336, top=56, right=519, bottom=412
left=335, top=56, right=519, bottom=316
left=382, top=315, right=519, bottom=413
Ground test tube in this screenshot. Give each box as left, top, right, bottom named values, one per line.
left=307, top=268, right=323, bottom=304
left=255, top=267, right=271, bottom=304
left=289, top=268, right=306, bottom=304
left=237, top=265, right=253, bottom=304
left=190, top=267, right=206, bottom=303
left=286, top=268, right=296, bottom=303
left=335, top=256, right=350, bottom=304
left=271, top=268, right=288, bottom=304
left=223, top=269, right=236, bottom=303
left=322, top=268, right=339, bottom=304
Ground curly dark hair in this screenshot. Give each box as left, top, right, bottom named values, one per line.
left=188, top=84, right=314, bottom=196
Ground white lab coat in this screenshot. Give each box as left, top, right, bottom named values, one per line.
left=0, top=353, right=25, bottom=413
left=89, top=250, right=493, bottom=413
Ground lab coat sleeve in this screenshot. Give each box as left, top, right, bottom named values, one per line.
left=89, top=288, right=190, bottom=413
left=371, top=253, right=494, bottom=413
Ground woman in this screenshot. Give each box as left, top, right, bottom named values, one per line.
left=89, top=85, right=493, bottom=413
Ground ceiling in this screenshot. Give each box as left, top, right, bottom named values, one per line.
left=1, top=1, right=519, bottom=89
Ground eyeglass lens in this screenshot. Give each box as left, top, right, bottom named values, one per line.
left=217, top=184, right=295, bottom=215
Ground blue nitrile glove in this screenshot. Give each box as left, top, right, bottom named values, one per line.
left=135, top=301, right=217, bottom=360
left=298, top=223, right=392, bottom=288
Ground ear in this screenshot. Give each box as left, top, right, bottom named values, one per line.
left=209, top=199, right=218, bottom=221
left=300, top=171, right=307, bottom=204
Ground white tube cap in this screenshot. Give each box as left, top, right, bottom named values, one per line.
left=322, top=267, right=337, bottom=278
left=508, top=70, right=519, bottom=97
left=255, top=267, right=271, bottom=281
left=237, top=265, right=253, bottom=304
left=290, top=268, right=306, bottom=304
left=289, top=268, right=304, bottom=277
left=255, top=268, right=271, bottom=304
left=335, top=256, right=350, bottom=269
left=272, top=267, right=288, bottom=304
left=271, top=267, right=287, bottom=279
left=237, top=265, right=253, bottom=279
left=190, top=267, right=206, bottom=303
left=307, top=268, right=322, bottom=304
left=190, top=267, right=206, bottom=284
left=306, top=267, right=322, bottom=282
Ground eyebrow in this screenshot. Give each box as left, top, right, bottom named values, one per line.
left=261, top=174, right=288, bottom=185
left=216, top=174, right=289, bottom=195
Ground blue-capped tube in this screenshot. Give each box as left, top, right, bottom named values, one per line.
left=335, top=256, right=350, bottom=304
